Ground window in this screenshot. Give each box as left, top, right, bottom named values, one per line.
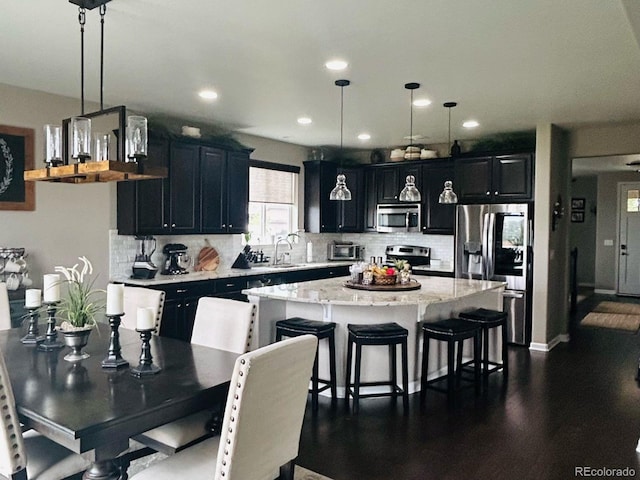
left=247, top=161, right=299, bottom=245
left=627, top=189, right=640, bottom=213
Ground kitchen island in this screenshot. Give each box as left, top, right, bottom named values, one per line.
left=243, top=275, right=506, bottom=396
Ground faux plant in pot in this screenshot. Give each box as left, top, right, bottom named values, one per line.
left=55, top=256, right=104, bottom=361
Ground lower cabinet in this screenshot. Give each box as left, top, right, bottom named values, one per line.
left=139, top=265, right=350, bottom=342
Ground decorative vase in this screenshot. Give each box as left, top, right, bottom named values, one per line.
left=60, top=328, right=92, bottom=362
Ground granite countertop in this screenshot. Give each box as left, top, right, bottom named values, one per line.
left=112, top=261, right=353, bottom=286
left=242, top=276, right=506, bottom=307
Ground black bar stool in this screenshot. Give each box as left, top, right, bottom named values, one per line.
left=420, top=318, right=481, bottom=407
left=275, top=317, right=337, bottom=413
left=345, top=322, right=409, bottom=415
left=458, top=308, right=508, bottom=387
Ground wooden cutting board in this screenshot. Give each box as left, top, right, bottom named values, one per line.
left=195, top=242, right=220, bottom=271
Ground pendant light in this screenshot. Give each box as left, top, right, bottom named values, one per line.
left=399, top=82, right=421, bottom=202
left=329, top=79, right=352, bottom=201
left=438, top=101, right=459, bottom=204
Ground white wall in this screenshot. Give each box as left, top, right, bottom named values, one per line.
left=569, top=176, right=597, bottom=286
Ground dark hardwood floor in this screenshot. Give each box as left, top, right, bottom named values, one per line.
left=297, top=293, right=640, bottom=480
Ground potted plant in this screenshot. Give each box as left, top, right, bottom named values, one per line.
left=55, top=256, right=104, bottom=361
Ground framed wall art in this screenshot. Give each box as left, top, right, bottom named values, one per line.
left=571, top=197, right=585, bottom=210
left=0, top=125, right=35, bottom=211
left=571, top=211, right=584, bottom=223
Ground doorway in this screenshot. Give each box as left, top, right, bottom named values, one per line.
left=617, top=182, right=640, bottom=296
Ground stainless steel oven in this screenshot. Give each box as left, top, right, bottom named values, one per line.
left=376, top=204, right=421, bottom=233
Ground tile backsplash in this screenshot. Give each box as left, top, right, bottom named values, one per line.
left=109, top=230, right=453, bottom=280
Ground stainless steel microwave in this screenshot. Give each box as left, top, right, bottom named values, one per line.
left=327, top=243, right=365, bottom=261
left=376, top=204, right=421, bottom=233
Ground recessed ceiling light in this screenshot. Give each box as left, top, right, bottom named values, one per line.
left=413, top=98, right=431, bottom=107
left=325, top=60, right=348, bottom=71
left=358, top=133, right=371, bottom=141
left=297, top=117, right=312, bottom=125
left=463, top=120, right=479, bottom=128
left=198, top=90, right=218, bottom=100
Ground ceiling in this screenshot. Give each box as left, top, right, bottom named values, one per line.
left=2, top=0, right=640, bottom=153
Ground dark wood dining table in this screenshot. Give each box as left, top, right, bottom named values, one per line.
left=0, top=322, right=238, bottom=480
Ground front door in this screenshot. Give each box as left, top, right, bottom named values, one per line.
left=617, top=182, right=640, bottom=296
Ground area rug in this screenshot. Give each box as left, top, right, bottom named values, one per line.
left=127, top=451, right=333, bottom=479
left=592, top=301, right=640, bottom=315
left=581, top=312, right=640, bottom=332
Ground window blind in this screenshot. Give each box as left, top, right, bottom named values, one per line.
left=249, top=167, right=296, bottom=204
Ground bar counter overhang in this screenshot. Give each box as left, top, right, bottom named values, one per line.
left=243, top=276, right=506, bottom=397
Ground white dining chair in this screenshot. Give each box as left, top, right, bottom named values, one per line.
left=134, top=297, right=256, bottom=455
left=0, top=345, right=91, bottom=480
left=121, top=286, right=165, bottom=333
left=0, top=283, right=12, bottom=331
left=130, top=334, right=317, bottom=480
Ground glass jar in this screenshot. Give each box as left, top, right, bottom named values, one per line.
left=400, top=270, right=411, bottom=285
left=362, top=269, right=373, bottom=286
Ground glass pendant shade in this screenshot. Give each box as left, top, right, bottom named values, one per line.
left=71, top=116, right=91, bottom=162
left=126, top=115, right=148, bottom=162
left=329, top=174, right=352, bottom=201
left=44, top=124, right=62, bottom=167
left=399, top=175, right=421, bottom=202
left=438, top=180, right=458, bottom=204
left=94, top=132, right=110, bottom=162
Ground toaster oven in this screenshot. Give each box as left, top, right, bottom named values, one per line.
left=327, top=243, right=365, bottom=261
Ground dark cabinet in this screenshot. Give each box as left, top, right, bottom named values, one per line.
left=337, top=167, right=364, bottom=232
left=117, top=137, right=250, bottom=235
left=169, top=142, right=200, bottom=234
left=153, top=281, right=214, bottom=342
left=375, top=163, right=421, bottom=204
left=454, top=153, right=533, bottom=203
left=200, top=148, right=249, bottom=234
left=304, top=161, right=364, bottom=233
left=421, top=161, right=455, bottom=235
left=363, top=168, right=377, bottom=231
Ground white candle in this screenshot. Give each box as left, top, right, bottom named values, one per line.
left=43, top=274, right=61, bottom=302
left=137, top=307, right=155, bottom=330
left=106, top=283, right=124, bottom=315
left=25, top=289, right=42, bottom=308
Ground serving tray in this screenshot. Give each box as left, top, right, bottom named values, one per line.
left=343, top=279, right=422, bottom=291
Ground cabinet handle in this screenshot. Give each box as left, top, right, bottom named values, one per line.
left=394, top=195, right=398, bottom=199
left=486, top=191, right=490, bottom=196
left=226, top=283, right=235, bottom=288
left=229, top=224, right=233, bottom=228
left=163, top=223, right=168, bottom=228
left=222, top=224, right=226, bottom=228
left=494, top=191, right=498, bottom=195
left=176, top=289, right=187, bottom=294
left=171, top=223, right=176, bottom=227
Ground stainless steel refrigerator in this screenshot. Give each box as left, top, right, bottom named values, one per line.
left=455, top=203, right=533, bottom=345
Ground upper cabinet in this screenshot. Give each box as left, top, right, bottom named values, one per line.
left=117, top=135, right=250, bottom=235
left=454, top=152, right=534, bottom=203
left=376, top=163, right=421, bottom=204
left=421, top=160, right=455, bottom=235
left=303, top=161, right=364, bottom=233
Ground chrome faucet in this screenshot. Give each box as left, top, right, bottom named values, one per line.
left=273, top=238, right=292, bottom=265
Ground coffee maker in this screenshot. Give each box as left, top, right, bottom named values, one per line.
left=132, top=236, right=158, bottom=279
left=161, top=243, right=190, bottom=275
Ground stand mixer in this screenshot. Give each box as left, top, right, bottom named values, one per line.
left=161, top=243, right=191, bottom=275
left=132, top=236, right=158, bottom=279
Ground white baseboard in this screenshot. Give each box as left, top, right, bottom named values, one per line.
left=529, top=333, right=570, bottom=352
left=594, top=289, right=616, bottom=295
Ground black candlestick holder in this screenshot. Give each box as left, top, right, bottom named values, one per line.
left=102, top=313, right=129, bottom=369
left=38, top=302, right=65, bottom=351
left=21, top=307, right=45, bottom=345
left=130, top=328, right=161, bottom=377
